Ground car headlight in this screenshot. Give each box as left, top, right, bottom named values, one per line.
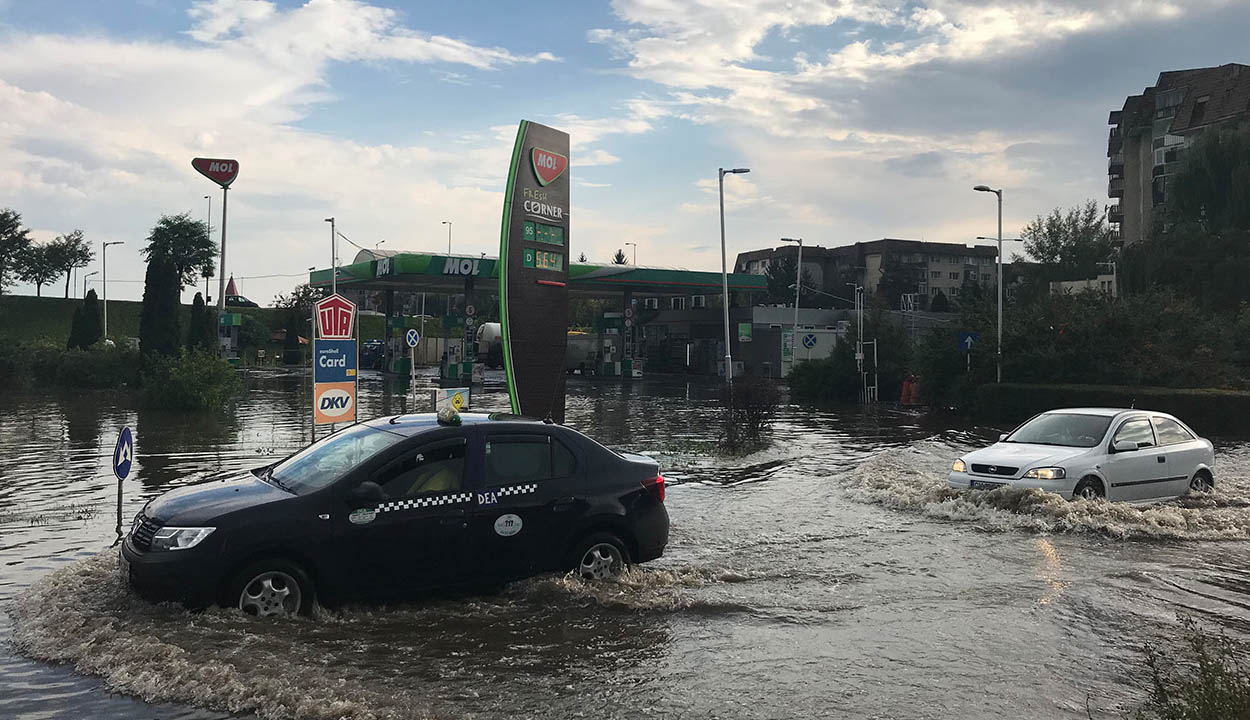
left=952, top=459, right=966, bottom=473
left=150, top=527, right=216, bottom=551
left=1022, top=467, right=1066, bottom=480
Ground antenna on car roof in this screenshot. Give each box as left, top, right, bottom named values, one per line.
left=1130, top=398, right=1136, bottom=409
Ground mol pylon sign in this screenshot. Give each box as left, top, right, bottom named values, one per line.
left=313, top=294, right=358, bottom=426
left=497, top=120, right=570, bottom=423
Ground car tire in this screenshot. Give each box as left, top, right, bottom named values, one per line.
left=569, top=532, right=631, bottom=581
left=226, top=558, right=315, bottom=618
left=1189, top=470, right=1214, bottom=494
left=1072, top=477, right=1105, bottom=501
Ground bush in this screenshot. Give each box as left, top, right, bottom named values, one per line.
left=721, top=375, right=780, bottom=451
left=1136, top=615, right=1250, bottom=720
left=140, top=351, right=242, bottom=411
left=0, top=342, right=139, bottom=388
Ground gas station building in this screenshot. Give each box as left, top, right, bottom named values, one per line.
left=309, top=250, right=772, bottom=381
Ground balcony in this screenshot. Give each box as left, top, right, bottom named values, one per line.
left=1108, top=204, right=1124, bottom=224
left=1107, top=127, right=1122, bottom=156
left=1108, top=176, right=1124, bottom=198
left=1108, top=154, right=1123, bottom=175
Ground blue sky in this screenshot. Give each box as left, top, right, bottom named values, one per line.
left=1, top=0, right=1247, bottom=303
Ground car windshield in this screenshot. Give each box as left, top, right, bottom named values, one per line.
left=1004, top=413, right=1113, bottom=448
left=269, top=424, right=408, bottom=494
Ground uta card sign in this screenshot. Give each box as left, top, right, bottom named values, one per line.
left=191, top=157, right=239, bottom=188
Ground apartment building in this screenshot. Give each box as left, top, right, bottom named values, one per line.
left=1108, top=63, right=1250, bottom=245
left=735, top=239, right=999, bottom=308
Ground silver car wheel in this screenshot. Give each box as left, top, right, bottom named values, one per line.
left=238, top=570, right=301, bottom=617
left=1190, top=473, right=1213, bottom=493
left=579, top=542, right=623, bottom=580
left=1077, top=484, right=1101, bottom=500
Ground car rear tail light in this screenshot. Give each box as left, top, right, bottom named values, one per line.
left=643, top=474, right=665, bottom=502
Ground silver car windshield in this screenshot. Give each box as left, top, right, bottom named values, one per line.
left=269, top=424, right=408, bottom=494
left=1005, top=413, right=1113, bottom=448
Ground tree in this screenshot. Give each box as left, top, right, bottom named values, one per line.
left=930, top=290, right=951, bottom=312
left=17, top=243, right=61, bottom=296
left=1164, top=121, right=1250, bottom=234
left=67, top=289, right=102, bottom=349
left=139, top=254, right=182, bottom=357
left=577, top=252, right=588, bottom=263
left=50, top=230, right=93, bottom=299
left=875, top=254, right=921, bottom=310
left=764, top=256, right=814, bottom=306
left=141, top=213, right=216, bottom=289
left=274, top=282, right=326, bottom=314
left=1019, top=200, right=1113, bottom=281
left=187, top=292, right=217, bottom=353
left=612, top=249, right=628, bottom=264
left=0, top=208, right=33, bottom=295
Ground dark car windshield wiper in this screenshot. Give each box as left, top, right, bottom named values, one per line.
left=255, top=466, right=294, bottom=493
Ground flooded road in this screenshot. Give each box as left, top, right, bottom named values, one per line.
left=3, top=370, right=1250, bottom=719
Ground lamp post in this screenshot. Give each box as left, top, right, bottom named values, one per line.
left=102, top=241, right=124, bottom=341
left=718, top=167, right=750, bottom=385
left=781, top=237, right=802, bottom=333
left=375, top=239, right=386, bottom=251
left=973, top=185, right=1003, bottom=383
left=83, top=270, right=99, bottom=298
left=625, top=242, right=637, bottom=265
left=441, top=221, right=452, bottom=254
left=324, top=217, right=336, bottom=295
left=204, top=195, right=212, bottom=231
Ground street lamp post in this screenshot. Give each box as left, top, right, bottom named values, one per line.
left=442, top=221, right=452, bottom=255
left=718, top=167, right=750, bottom=385
left=781, top=238, right=802, bottom=333
left=83, top=270, right=99, bottom=298
left=973, top=185, right=1003, bottom=383
left=375, top=239, right=386, bottom=251
left=102, top=241, right=124, bottom=342
left=625, top=242, right=637, bottom=265
left=204, top=195, right=212, bottom=231
left=324, top=217, right=336, bottom=295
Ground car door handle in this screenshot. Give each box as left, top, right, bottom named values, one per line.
left=1157, top=456, right=1166, bottom=463
left=549, top=497, right=578, bottom=512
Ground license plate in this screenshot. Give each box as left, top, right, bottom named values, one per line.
left=970, top=479, right=1006, bottom=490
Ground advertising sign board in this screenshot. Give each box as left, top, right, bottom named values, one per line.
left=313, top=295, right=357, bottom=426
left=191, top=158, right=239, bottom=188
left=498, top=120, right=570, bottom=422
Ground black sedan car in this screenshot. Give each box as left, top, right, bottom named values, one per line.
left=121, top=413, right=668, bottom=617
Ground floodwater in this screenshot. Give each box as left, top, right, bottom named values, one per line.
left=3, top=370, right=1250, bottom=720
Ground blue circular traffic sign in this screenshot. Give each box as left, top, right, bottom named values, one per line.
left=113, top=426, right=134, bottom=481
left=405, top=328, right=420, bottom=348
left=802, top=334, right=818, bottom=349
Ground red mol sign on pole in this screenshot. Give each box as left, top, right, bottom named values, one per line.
left=192, top=157, right=240, bottom=188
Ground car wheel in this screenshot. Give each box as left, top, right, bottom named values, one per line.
left=1072, top=477, right=1105, bottom=501
left=228, top=559, right=314, bottom=618
left=571, top=532, right=630, bottom=581
left=1189, top=471, right=1214, bottom=494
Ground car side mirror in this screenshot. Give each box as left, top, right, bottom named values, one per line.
left=998, top=433, right=1008, bottom=442
left=351, top=481, right=385, bottom=503
left=1112, top=440, right=1138, bottom=453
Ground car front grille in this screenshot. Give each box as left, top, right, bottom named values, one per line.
left=971, top=464, right=1018, bottom=477
left=130, top=512, right=160, bottom=551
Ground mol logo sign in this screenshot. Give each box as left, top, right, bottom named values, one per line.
left=316, top=294, right=356, bottom=340
left=531, top=148, right=567, bottom=186
left=191, top=157, right=240, bottom=188
left=443, top=257, right=481, bottom=276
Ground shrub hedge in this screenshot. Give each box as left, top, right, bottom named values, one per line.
left=973, top=382, right=1250, bottom=436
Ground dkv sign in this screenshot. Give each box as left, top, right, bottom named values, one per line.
left=314, top=383, right=356, bottom=423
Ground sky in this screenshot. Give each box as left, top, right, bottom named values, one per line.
left=1, top=0, right=1247, bottom=305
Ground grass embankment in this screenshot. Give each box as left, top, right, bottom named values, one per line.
left=0, top=295, right=392, bottom=365
left=973, top=383, right=1250, bottom=435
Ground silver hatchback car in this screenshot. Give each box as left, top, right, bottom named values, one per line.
left=949, top=408, right=1215, bottom=502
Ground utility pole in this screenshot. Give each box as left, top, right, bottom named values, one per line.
left=718, top=166, right=750, bottom=385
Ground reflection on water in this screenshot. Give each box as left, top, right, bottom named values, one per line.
left=2, top=370, right=1250, bottom=719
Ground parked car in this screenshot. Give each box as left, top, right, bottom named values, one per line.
left=224, top=294, right=259, bottom=308
left=948, top=408, right=1215, bottom=502
left=121, top=413, right=668, bottom=617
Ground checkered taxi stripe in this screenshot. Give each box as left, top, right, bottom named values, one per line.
left=377, top=492, right=474, bottom=513
left=497, top=483, right=537, bottom=497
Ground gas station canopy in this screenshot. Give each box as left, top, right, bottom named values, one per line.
left=309, top=251, right=767, bottom=298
